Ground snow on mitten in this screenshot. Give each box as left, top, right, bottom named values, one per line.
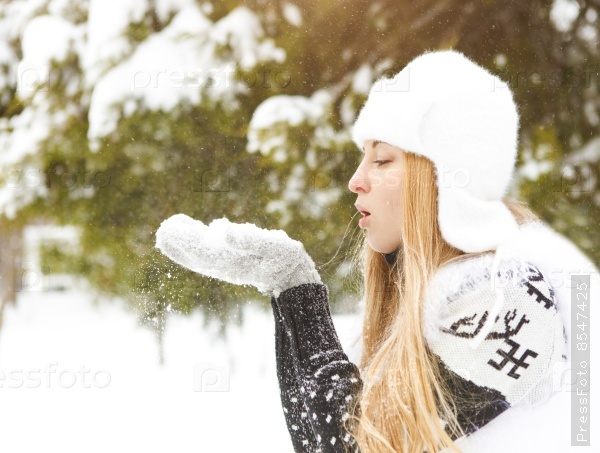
left=155, top=214, right=322, bottom=297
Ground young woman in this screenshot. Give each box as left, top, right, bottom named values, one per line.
left=155, top=50, right=598, bottom=452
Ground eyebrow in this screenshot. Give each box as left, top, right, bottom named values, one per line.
left=362, top=140, right=382, bottom=152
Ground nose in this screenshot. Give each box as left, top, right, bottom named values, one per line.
left=348, top=163, right=370, bottom=194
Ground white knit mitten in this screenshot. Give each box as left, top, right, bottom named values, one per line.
left=155, top=214, right=322, bottom=297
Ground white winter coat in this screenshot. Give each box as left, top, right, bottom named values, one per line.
left=424, top=220, right=599, bottom=453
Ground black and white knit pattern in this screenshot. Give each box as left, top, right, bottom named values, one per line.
left=423, top=254, right=567, bottom=413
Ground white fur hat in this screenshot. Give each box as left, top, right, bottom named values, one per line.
left=351, top=49, right=521, bottom=254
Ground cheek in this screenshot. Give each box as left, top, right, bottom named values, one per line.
left=385, top=167, right=403, bottom=190
left=381, top=197, right=403, bottom=230
left=382, top=180, right=403, bottom=213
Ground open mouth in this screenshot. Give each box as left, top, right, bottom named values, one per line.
left=355, top=204, right=371, bottom=223
left=358, top=210, right=370, bottom=228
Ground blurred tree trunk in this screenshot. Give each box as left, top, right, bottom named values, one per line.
left=0, top=221, right=23, bottom=334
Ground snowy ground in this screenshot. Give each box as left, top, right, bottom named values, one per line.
left=0, top=289, right=362, bottom=453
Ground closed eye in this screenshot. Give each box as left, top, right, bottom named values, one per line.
left=373, top=160, right=389, bottom=166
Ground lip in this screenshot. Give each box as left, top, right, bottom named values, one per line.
left=355, top=203, right=371, bottom=216
left=355, top=203, right=371, bottom=229
left=359, top=214, right=370, bottom=229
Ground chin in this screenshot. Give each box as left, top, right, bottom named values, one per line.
left=367, top=238, right=400, bottom=254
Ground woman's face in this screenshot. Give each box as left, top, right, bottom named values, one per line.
left=348, top=139, right=405, bottom=254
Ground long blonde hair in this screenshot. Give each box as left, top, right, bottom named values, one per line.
left=343, top=151, right=539, bottom=452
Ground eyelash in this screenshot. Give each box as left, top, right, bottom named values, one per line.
left=372, top=141, right=386, bottom=165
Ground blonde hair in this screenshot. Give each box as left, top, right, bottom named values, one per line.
left=342, top=151, right=539, bottom=452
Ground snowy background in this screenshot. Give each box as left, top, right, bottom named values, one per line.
left=0, top=0, right=598, bottom=451
left=0, top=287, right=362, bottom=452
